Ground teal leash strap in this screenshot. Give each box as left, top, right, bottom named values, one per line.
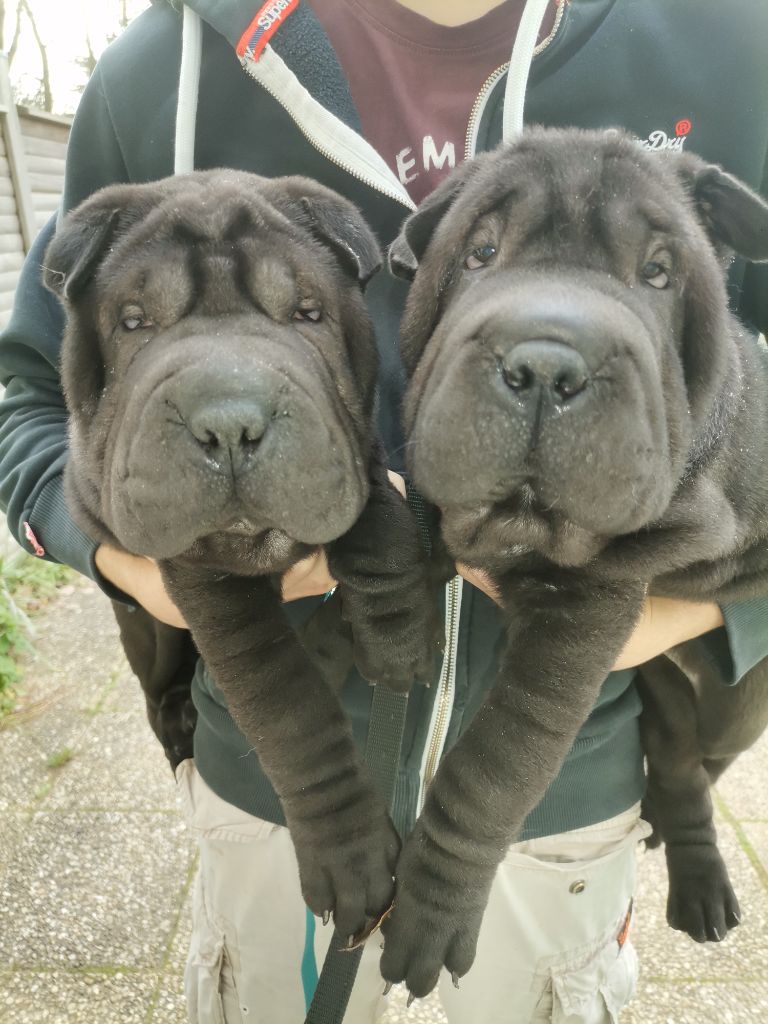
left=303, top=685, right=408, bottom=1024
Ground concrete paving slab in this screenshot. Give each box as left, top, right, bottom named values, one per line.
left=0, top=810, right=194, bottom=970
left=5, top=586, right=124, bottom=763
left=0, top=969, right=159, bottom=1023
left=715, top=743, right=768, bottom=822
left=167, top=873, right=195, bottom=973
left=621, top=980, right=768, bottom=1024
left=45, top=710, right=178, bottom=812
left=150, top=968, right=188, bottom=1024
left=741, top=822, right=768, bottom=878
left=0, top=809, right=28, bottom=883
left=0, top=728, right=50, bottom=810
left=632, top=824, right=768, bottom=983
left=381, top=986, right=446, bottom=1022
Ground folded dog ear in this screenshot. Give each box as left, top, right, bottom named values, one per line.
left=300, top=194, right=382, bottom=287
left=268, top=180, right=382, bottom=288
left=680, top=157, right=768, bottom=262
left=389, top=160, right=479, bottom=281
left=44, top=181, right=171, bottom=302
left=43, top=206, right=121, bottom=301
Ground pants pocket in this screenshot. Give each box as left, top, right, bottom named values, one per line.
left=185, top=850, right=246, bottom=1024
left=533, top=904, right=637, bottom=1024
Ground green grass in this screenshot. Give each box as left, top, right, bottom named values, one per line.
left=0, top=551, right=74, bottom=717
left=45, top=746, right=75, bottom=770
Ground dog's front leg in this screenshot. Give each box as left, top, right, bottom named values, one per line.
left=325, top=446, right=443, bottom=692
left=380, top=573, right=646, bottom=998
left=160, top=560, right=400, bottom=939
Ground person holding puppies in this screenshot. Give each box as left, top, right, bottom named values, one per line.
left=2, top=0, right=768, bottom=1021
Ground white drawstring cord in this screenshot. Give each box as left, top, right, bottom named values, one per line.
left=502, top=0, right=553, bottom=142
left=174, top=5, right=203, bottom=174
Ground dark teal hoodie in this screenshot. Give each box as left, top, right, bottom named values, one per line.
left=1, top=0, right=767, bottom=838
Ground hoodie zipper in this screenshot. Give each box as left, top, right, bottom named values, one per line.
left=241, top=50, right=415, bottom=211
left=465, top=0, right=566, bottom=159
left=419, top=575, right=463, bottom=806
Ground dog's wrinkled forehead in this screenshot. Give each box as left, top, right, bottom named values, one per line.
left=451, top=134, right=692, bottom=266
left=92, top=187, right=334, bottom=335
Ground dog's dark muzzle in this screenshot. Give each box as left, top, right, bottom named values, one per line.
left=405, top=272, right=676, bottom=535
left=102, top=331, right=368, bottom=557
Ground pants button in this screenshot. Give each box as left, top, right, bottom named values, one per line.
left=569, top=879, right=586, bottom=894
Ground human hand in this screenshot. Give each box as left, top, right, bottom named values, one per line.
left=95, top=544, right=188, bottom=628
left=95, top=541, right=337, bottom=615
left=456, top=563, right=501, bottom=603
left=613, top=595, right=723, bottom=671
left=454, top=569, right=723, bottom=673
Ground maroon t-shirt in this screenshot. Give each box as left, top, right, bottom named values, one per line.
left=308, top=0, right=557, bottom=202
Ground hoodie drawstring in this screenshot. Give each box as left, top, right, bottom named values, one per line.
left=503, top=0, right=554, bottom=141
left=175, top=4, right=203, bottom=174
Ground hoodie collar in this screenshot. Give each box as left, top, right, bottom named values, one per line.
left=179, top=0, right=362, bottom=130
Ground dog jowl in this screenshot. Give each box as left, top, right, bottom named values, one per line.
left=381, top=129, right=768, bottom=997
left=44, top=169, right=441, bottom=939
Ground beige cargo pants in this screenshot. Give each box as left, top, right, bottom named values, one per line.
left=177, top=760, right=651, bottom=1024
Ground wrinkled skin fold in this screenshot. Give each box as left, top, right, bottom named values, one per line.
left=46, top=170, right=443, bottom=940
left=383, top=129, right=768, bottom=997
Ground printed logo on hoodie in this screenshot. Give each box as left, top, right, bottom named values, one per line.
left=639, top=118, right=692, bottom=152
left=237, top=0, right=300, bottom=61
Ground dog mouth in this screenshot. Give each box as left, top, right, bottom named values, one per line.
left=224, top=516, right=264, bottom=536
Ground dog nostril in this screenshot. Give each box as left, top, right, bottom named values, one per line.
left=553, top=370, right=588, bottom=399
left=502, top=364, right=535, bottom=392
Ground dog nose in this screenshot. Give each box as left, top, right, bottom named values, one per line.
left=501, top=341, right=589, bottom=401
left=186, top=398, right=269, bottom=452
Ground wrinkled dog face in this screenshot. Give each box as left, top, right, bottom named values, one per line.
left=45, top=172, right=381, bottom=563
left=392, top=129, right=761, bottom=566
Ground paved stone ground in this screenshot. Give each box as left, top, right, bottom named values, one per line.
left=1, top=577, right=767, bottom=1023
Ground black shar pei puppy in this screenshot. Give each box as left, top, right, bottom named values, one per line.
left=381, top=128, right=768, bottom=996
left=43, top=170, right=440, bottom=941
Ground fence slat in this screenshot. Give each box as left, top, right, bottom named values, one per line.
left=0, top=233, right=24, bottom=254
left=23, top=134, right=68, bottom=159
left=0, top=251, right=24, bottom=273
left=0, top=58, right=39, bottom=252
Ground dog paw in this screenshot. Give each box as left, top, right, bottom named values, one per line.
left=666, top=844, right=741, bottom=942
left=157, top=694, right=197, bottom=769
left=292, top=811, right=401, bottom=940
left=379, top=823, right=488, bottom=999
left=352, top=599, right=444, bottom=692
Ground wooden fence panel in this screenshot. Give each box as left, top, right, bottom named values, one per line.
left=0, top=55, right=72, bottom=560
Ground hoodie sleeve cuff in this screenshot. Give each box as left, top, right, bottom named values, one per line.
left=694, top=596, right=768, bottom=686
left=28, top=474, right=135, bottom=606
left=719, top=596, right=768, bottom=684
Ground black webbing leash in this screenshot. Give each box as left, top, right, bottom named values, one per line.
left=303, top=685, right=408, bottom=1024
left=303, top=486, right=433, bottom=1024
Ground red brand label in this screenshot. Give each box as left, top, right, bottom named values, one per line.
left=617, top=898, right=633, bottom=950
left=23, top=520, right=45, bottom=557
left=236, top=0, right=300, bottom=61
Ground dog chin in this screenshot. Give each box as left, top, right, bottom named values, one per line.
left=435, top=471, right=671, bottom=558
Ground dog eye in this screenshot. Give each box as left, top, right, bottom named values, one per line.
left=121, top=315, right=153, bottom=331
left=292, top=307, right=322, bottom=322
left=465, top=244, right=497, bottom=270
left=642, top=261, right=670, bottom=289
